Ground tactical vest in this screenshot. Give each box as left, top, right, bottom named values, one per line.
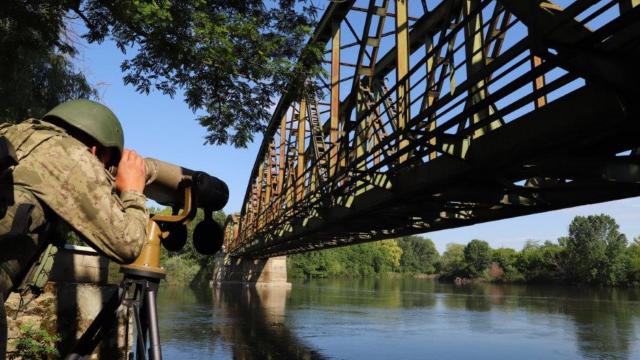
left=0, top=120, right=67, bottom=299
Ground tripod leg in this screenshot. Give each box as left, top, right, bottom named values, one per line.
left=145, top=282, right=162, bottom=360
left=132, top=303, right=147, bottom=360
left=1, top=294, right=7, bottom=360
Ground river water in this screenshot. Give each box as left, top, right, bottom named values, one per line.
left=156, top=278, right=640, bottom=359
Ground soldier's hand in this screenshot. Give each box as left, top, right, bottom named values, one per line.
left=115, top=149, right=146, bottom=193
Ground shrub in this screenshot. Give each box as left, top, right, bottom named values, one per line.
left=9, top=323, right=59, bottom=360
left=514, top=240, right=565, bottom=282
left=161, top=256, right=201, bottom=285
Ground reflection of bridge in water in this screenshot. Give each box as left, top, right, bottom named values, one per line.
left=157, top=285, right=325, bottom=359
left=211, top=285, right=326, bottom=360
left=224, top=0, right=640, bottom=258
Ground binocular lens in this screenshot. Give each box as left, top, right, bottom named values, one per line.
left=193, top=217, right=224, bottom=255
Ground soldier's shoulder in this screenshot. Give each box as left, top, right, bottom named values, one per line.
left=0, top=118, right=37, bottom=133
left=2, top=118, right=62, bottom=130
left=25, top=120, right=84, bottom=149
left=23, top=130, right=113, bottom=195
left=24, top=122, right=103, bottom=171
left=37, top=132, right=98, bottom=165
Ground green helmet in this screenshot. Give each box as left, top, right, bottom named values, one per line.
left=43, top=99, right=124, bottom=161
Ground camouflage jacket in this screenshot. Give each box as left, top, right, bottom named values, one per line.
left=0, top=119, right=148, bottom=294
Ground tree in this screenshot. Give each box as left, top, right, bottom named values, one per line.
left=2, top=0, right=320, bottom=146
left=1, top=1, right=96, bottom=121
left=464, top=239, right=491, bottom=277
left=396, top=236, right=440, bottom=274
left=375, top=240, right=403, bottom=273
left=564, top=214, right=628, bottom=285
left=440, top=243, right=466, bottom=279
left=491, top=248, right=516, bottom=269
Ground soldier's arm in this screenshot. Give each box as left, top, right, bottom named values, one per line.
left=15, top=136, right=149, bottom=264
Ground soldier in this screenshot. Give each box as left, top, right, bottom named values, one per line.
left=0, top=99, right=149, bottom=359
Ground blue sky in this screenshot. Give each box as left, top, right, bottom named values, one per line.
left=70, top=6, right=640, bottom=253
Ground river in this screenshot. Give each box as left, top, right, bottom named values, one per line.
left=156, top=278, right=640, bottom=359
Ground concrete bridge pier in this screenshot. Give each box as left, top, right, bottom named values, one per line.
left=212, top=252, right=291, bottom=289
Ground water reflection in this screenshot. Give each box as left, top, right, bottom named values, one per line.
left=212, top=285, right=325, bottom=360
left=286, top=280, right=640, bottom=360
left=157, top=279, right=640, bottom=360
left=288, top=277, right=437, bottom=309
left=562, top=287, right=639, bottom=359
left=445, top=283, right=640, bottom=359
left=157, top=286, right=221, bottom=357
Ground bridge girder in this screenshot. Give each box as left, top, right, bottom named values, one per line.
left=225, top=0, right=640, bottom=258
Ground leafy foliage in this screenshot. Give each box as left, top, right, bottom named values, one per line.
left=0, top=0, right=96, bottom=122
left=463, top=239, right=491, bottom=276
left=515, top=240, right=564, bottom=282
left=396, top=236, right=439, bottom=274
left=2, top=0, right=321, bottom=146
left=439, top=243, right=467, bottom=279
left=431, top=215, right=638, bottom=286
left=162, top=255, right=201, bottom=285
left=9, top=323, right=60, bottom=360
left=564, top=214, right=628, bottom=285
left=627, top=238, right=640, bottom=284
left=490, top=248, right=523, bottom=282
left=288, top=240, right=403, bottom=279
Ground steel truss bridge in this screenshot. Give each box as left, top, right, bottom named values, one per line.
left=224, top=0, right=640, bottom=258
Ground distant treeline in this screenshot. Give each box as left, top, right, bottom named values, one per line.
left=288, top=236, right=439, bottom=278
left=288, top=214, right=640, bottom=287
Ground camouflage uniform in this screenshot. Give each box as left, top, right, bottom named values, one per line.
left=0, top=119, right=148, bottom=299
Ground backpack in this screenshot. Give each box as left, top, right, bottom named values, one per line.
left=0, top=121, right=66, bottom=297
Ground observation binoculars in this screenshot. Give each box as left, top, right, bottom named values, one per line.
left=111, top=158, right=229, bottom=255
